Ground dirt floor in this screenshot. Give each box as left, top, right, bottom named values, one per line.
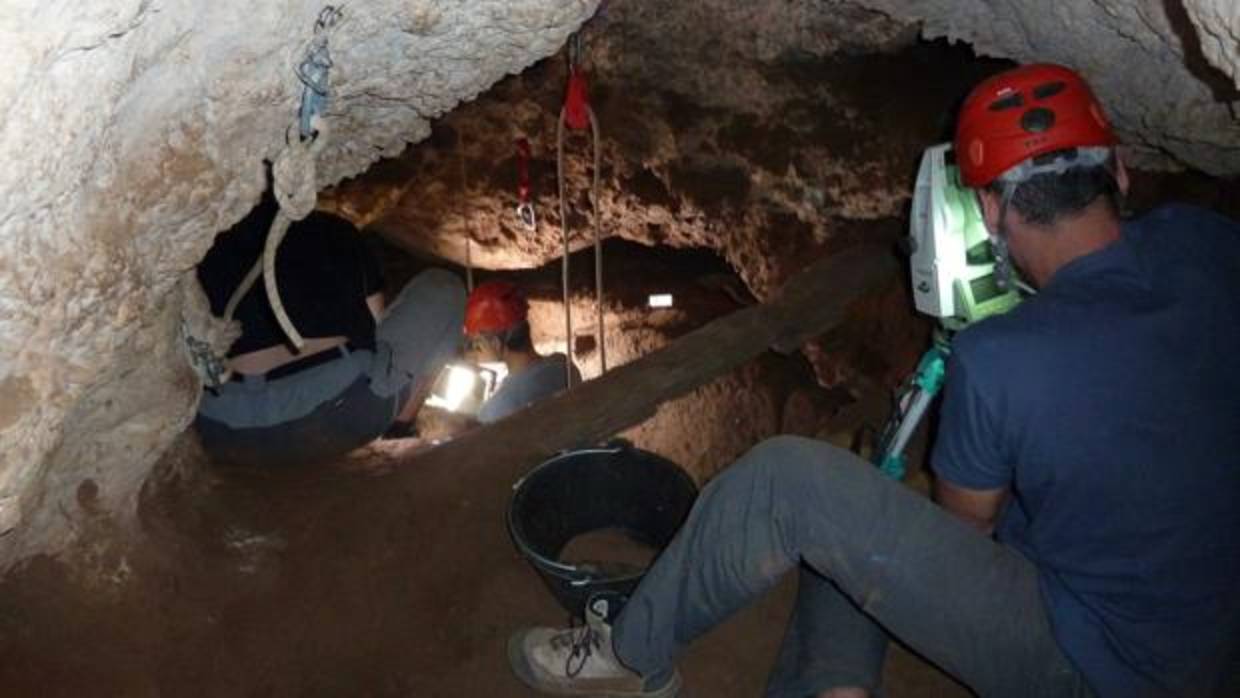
left=8, top=25, right=1239, bottom=693
left=0, top=238, right=968, bottom=697
left=0, top=426, right=965, bottom=698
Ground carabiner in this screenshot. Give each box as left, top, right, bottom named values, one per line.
left=516, top=202, right=537, bottom=231
left=515, top=138, right=536, bottom=230
left=567, top=32, right=584, bottom=71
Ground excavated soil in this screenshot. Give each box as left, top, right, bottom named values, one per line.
left=6, top=20, right=1238, bottom=691
left=0, top=437, right=962, bottom=698
left=4, top=165, right=1237, bottom=698
left=558, top=529, right=659, bottom=577
left=0, top=239, right=968, bottom=697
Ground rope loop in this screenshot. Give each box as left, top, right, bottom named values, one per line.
left=272, top=120, right=327, bottom=222
left=188, top=6, right=340, bottom=379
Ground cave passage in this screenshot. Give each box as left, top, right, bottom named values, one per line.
left=6, top=10, right=1240, bottom=693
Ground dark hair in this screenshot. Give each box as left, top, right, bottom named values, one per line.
left=501, top=322, right=534, bottom=353
left=986, top=150, right=1120, bottom=226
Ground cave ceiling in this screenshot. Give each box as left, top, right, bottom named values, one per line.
left=325, top=0, right=1240, bottom=298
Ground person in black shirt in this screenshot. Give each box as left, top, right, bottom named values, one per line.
left=194, top=190, right=465, bottom=467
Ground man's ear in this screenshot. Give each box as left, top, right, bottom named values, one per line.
left=1113, top=149, right=1130, bottom=197
left=975, top=188, right=1002, bottom=236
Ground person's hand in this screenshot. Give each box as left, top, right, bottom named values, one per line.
left=415, top=406, right=478, bottom=443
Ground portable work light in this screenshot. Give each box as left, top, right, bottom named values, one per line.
left=425, top=362, right=506, bottom=415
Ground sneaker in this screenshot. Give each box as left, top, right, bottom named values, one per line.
left=508, top=598, right=682, bottom=697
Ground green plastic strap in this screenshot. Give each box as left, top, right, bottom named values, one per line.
left=879, top=452, right=906, bottom=481
left=913, top=345, right=948, bottom=395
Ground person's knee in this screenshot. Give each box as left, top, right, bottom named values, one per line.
left=743, top=435, right=832, bottom=474
left=732, top=435, right=867, bottom=495
left=746, top=434, right=822, bottom=462
left=407, top=268, right=466, bottom=316
left=384, top=269, right=466, bottom=338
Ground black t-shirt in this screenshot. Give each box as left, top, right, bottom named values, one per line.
left=197, top=193, right=383, bottom=357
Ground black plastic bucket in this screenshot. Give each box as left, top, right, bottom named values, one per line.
left=507, top=444, right=698, bottom=621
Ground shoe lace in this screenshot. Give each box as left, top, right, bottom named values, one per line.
left=551, top=617, right=602, bottom=678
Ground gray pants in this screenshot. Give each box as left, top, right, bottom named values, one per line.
left=612, top=436, right=1093, bottom=698
left=196, top=269, right=465, bottom=466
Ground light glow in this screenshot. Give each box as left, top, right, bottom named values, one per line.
left=424, top=361, right=508, bottom=414
left=427, top=364, right=481, bottom=412
left=648, top=293, right=674, bottom=308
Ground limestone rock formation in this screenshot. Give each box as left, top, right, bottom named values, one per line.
left=331, top=0, right=1240, bottom=297
left=857, top=0, right=1240, bottom=174
left=323, top=0, right=941, bottom=297
left=1186, top=0, right=1240, bottom=87
left=0, top=0, right=598, bottom=565
left=2, top=0, right=1240, bottom=571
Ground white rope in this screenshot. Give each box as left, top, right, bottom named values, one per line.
left=187, top=7, right=339, bottom=387
left=264, top=121, right=327, bottom=349
left=556, top=105, right=605, bottom=384
left=223, top=251, right=263, bottom=323
left=224, top=120, right=327, bottom=350
left=588, top=107, right=605, bottom=375
left=224, top=4, right=340, bottom=351
left=458, top=141, right=475, bottom=292
left=556, top=111, right=574, bottom=387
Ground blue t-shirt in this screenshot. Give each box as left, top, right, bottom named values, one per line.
left=477, top=354, right=580, bottom=424
left=933, top=204, right=1240, bottom=697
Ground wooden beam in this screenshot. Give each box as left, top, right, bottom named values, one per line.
left=395, top=244, right=899, bottom=484
left=199, top=244, right=900, bottom=671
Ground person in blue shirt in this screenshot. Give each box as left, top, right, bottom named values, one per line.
left=463, top=280, right=581, bottom=424
left=507, top=63, right=1240, bottom=698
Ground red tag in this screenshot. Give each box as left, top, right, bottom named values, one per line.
left=564, top=70, right=591, bottom=131
left=516, top=137, right=532, bottom=202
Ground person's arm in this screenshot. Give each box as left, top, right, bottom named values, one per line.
left=933, top=479, right=1006, bottom=536
left=359, top=229, right=385, bottom=321
left=929, top=347, right=1013, bottom=536
left=366, top=292, right=385, bottom=320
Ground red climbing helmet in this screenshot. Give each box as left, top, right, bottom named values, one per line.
left=464, top=281, right=528, bottom=335
left=955, top=63, right=1116, bottom=187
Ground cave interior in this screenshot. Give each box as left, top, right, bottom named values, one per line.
left=3, top=1, right=1240, bottom=695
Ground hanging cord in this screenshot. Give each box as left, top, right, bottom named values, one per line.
left=263, top=123, right=328, bottom=348
left=457, top=138, right=475, bottom=292
left=185, top=6, right=341, bottom=388
left=556, top=32, right=605, bottom=383
left=222, top=123, right=328, bottom=349
left=589, top=110, right=604, bottom=375
left=222, top=7, right=341, bottom=350
left=556, top=116, right=574, bottom=387
left=515, top=137, right=537, bottom=231
left=199, top=145, right=312, bottom=386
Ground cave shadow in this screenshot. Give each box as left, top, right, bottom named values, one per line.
left=1160, top=0, right=1240, bottom=105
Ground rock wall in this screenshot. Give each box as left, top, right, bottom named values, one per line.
left=323, top=0, right=959, bottom=298
left=1186, top=0, right=1240, bottom=86
left=329, top=0, right=1240, bottom=302
left=0, top=0, right=598, bottom=564
left=3, top=0, right=1240, bottom=569
left=526, top=292, right=792, bottom=484
left=856, top=0, right=1240, bottom=174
